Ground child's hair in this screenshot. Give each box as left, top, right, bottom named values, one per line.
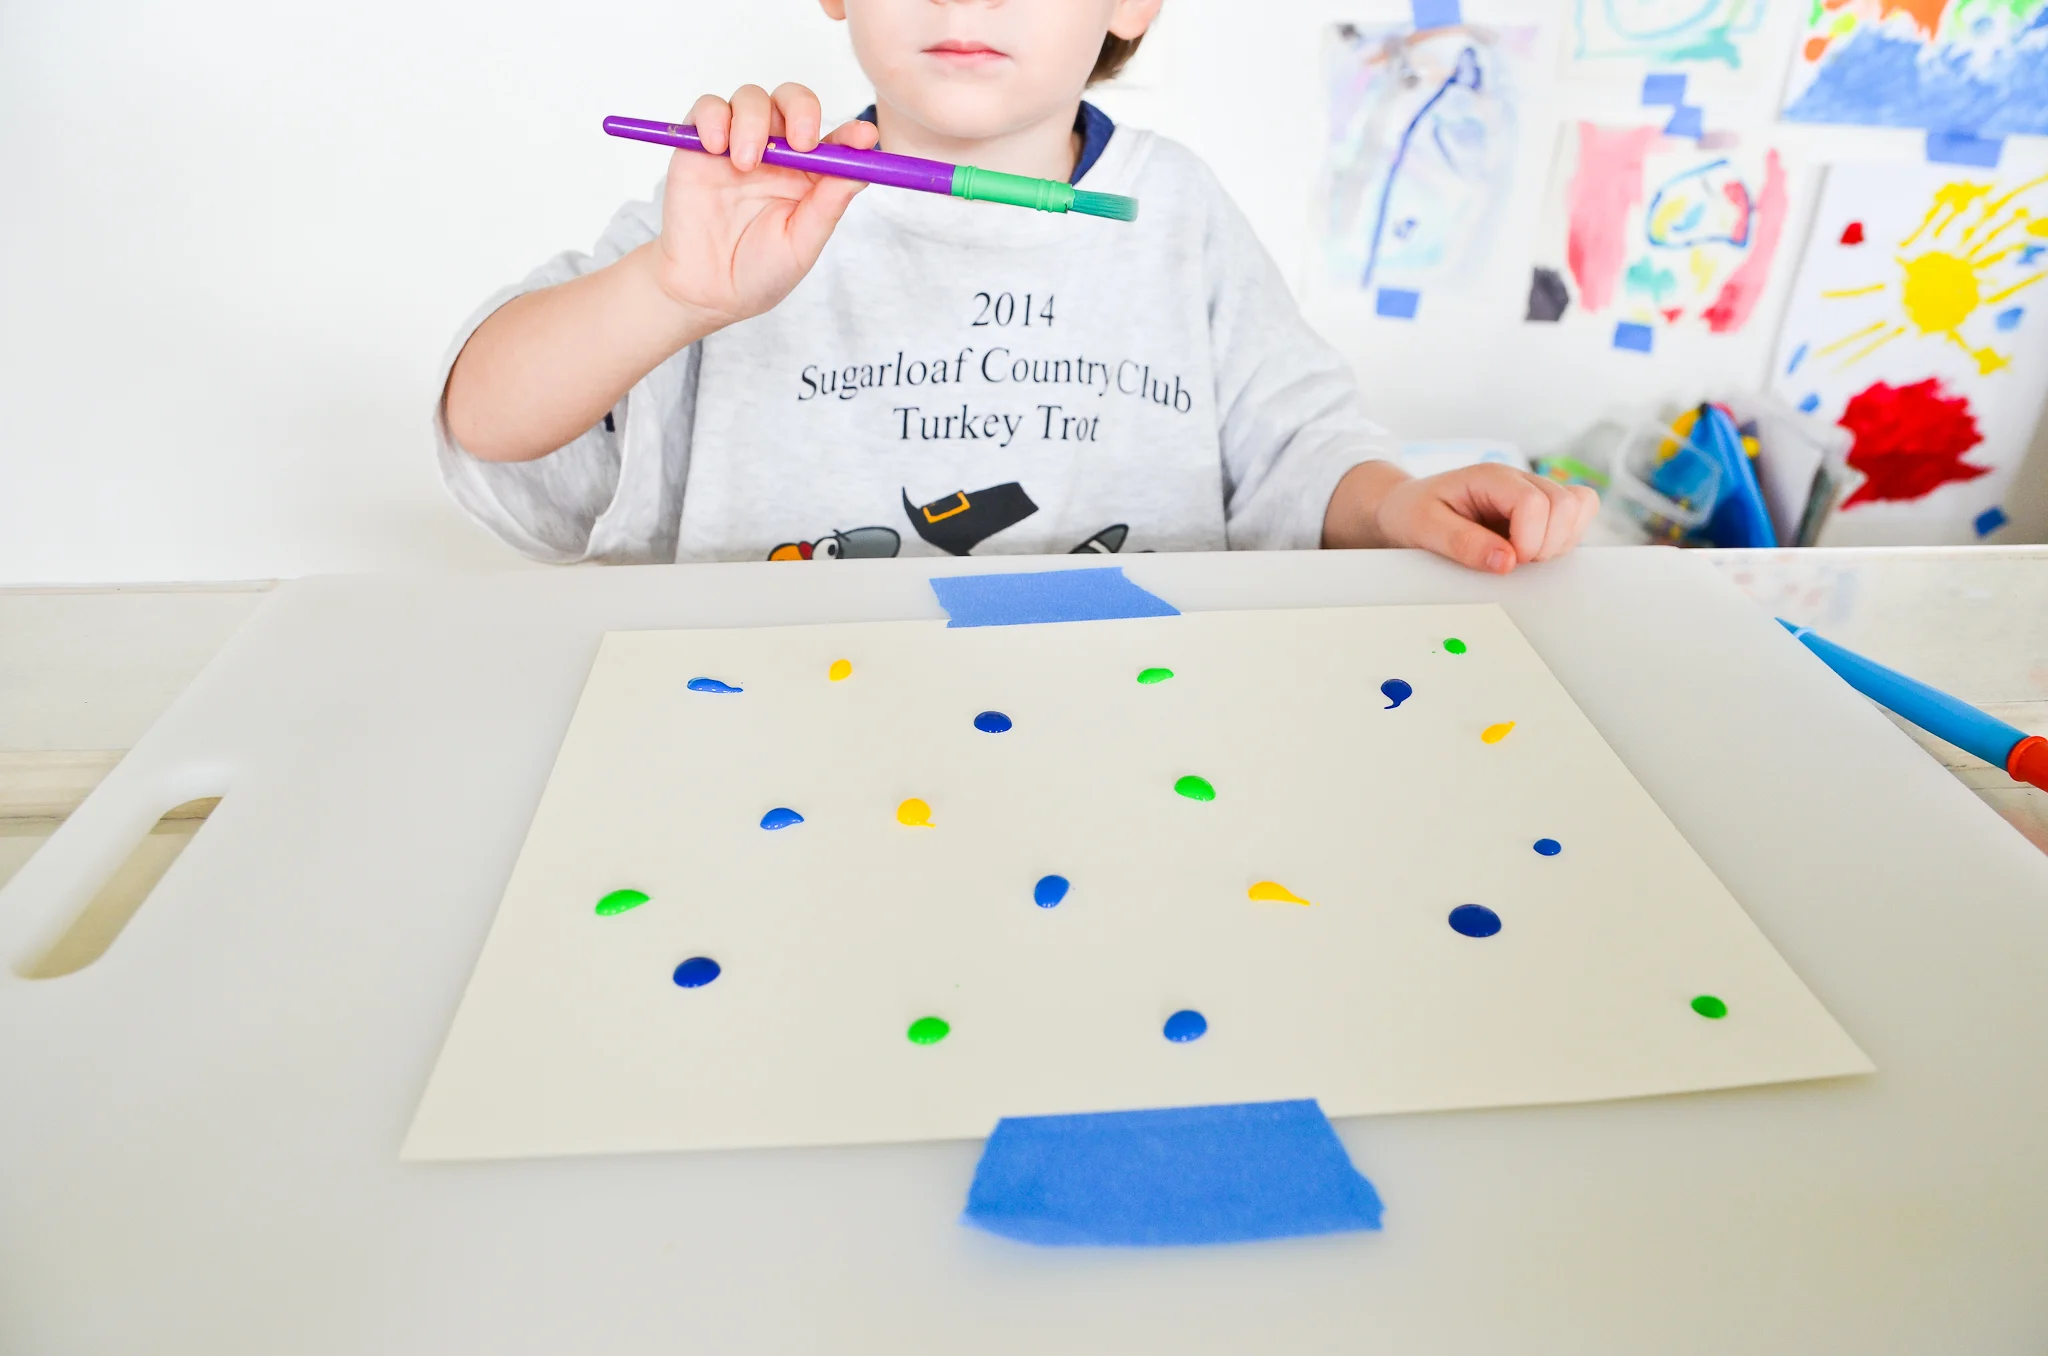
left=1089, top=32, right=1145, bottom=85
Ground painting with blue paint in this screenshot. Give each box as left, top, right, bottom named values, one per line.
left=687, top=677, right=743, bottom=694
left=1571, top=0, right=1768, bottom=69
left=1318, top=21, right=1537, bottom=302
left=1784, top=0, right=2048, bottom=138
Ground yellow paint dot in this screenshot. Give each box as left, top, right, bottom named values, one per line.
left=1830, top=12, right=1855, bottom=33
left=1248, top=881, right=1312, bottom=906
left=1481, top=721, right=1516, bottom=744
left=828, top=658, right=852, bottom=682
left=1900, top=250, right=1980, bottom=336
left=896, top=797, right=934, bottom=827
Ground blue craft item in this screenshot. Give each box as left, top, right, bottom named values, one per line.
left=1694, top=404, right=1777, bottom=548
left=1663, top=105, right=1705, bottom=139
left=962, top=1100, right=1383, bottom=1247
left=1974, top=506, right=2008, bottom=538
left=1648, top=442, right=1719, bottom=514
left=1409, top=0, right=1461, bottom=30
left=1640, top=72, right=1687, bottom=106
left=1375, top=287, right=1421, bottom=319
left=1613, top=321, right=1654, bottom=353
left=929, top=567, right=1179, bottom=628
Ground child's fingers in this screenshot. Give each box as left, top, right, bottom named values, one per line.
left=1459, top=468, right=1552, bottom=563
left=689, top=94, right=733, bottom=154
left=822, top=116, right=880, bottom=150
left=727, top=84, right=775, bottom=170
left=772, top=83, right=824, bottom=152
left=1407, top=495, right=1518, bottom=574
left=785, top=172, right=867, bottom=263
left=1526, top=477, right=1585, bottom=561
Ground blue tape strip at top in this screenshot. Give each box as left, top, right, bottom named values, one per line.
left=963, top=1099, right=1384, bottom=1247
left=1641, top=72, right=1688, bottom=106
left=1926, top=130, right=2003, bottom=168
left=1410, top=0, right=1462, bottom=29
left=928, top=567, right=1179, bottom=628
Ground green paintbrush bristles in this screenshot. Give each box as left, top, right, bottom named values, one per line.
left=1070, top=189, right=1139, bottom=222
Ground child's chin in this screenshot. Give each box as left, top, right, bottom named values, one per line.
left=896, top=83, right=1068, bottom=142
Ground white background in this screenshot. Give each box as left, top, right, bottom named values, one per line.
left=2, top=0, right=2044, bottom=582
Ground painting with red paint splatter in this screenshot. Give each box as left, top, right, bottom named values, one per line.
left=1837, top=378, right=1989, bottom=506
left=1528, top=121, right=1791, bottom=340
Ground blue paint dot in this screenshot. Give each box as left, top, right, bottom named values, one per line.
left=672, top=956, right=721, bottom=988
left=1534, top=838, right=1562, bottom=856
left=1380, top=678, right=1413, bottom=709
left=1448, top=903, right=1501, bottom=938
left=688, top=677, right=743, bottom=694
left=1974, top=505, right=2009, bottom=538
left=1995, top=306, right=2024, bottom=332
left=1797, top=392, right=1821, bottom=414
left=1033, top=874, right=1070, bottom=908
left=973, top=710, right=1013, bottom=734
left=759, top=807, right=804, bottom=830
left=1163, top=1009, right=1208, bottom=1042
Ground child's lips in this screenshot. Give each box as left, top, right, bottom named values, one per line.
left=924, top=41, right=1008, bottom=66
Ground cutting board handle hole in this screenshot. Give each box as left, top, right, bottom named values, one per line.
left=15, top=797, right=222, bottom=980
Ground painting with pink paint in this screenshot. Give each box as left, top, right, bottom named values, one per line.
left=1526, top=120, right=1791, bottom=349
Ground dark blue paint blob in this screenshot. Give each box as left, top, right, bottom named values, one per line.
left=1163, top=1009, right=1208, bottom=1042
left=1533, top=838, right=1562, bottom=856
left=1448, top=904, right=1501, bottom=938
left=974, top=710, right=1014, bottom=734
left=672, top=956, right=721, bottom=988
left=688, top=677, right=743, bottom=694
left=1033, top=874, right=1070, bottom=908
left=1380, top=678, right=1413, bottom=709
left=759, top=807, right=805, bottom=830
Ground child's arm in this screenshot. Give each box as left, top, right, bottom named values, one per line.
left=444, top=85, right=878, bottom=464
left=1322, top=461, right=1601, bottom=574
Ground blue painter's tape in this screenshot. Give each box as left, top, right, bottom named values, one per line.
left=930, top=567, right=1179, bottom=628
left=963, top=1100, right=1383, bottom=1247
left=1376, top=286, right=1421, bottom=319
left=1975, top=505, right=2008, bottom=538
left=1409, top=0, right=1461, bottom=29
left=1641, top=72, right=1687, bottom=106
left=1663, top=104, right=1704, bottom=139
left=1613, top=321, right=1654, bottom=354
left=1926, top=130, right=2002, bottom=167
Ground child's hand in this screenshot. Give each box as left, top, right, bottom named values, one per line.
left=653, top=84, right=880, bottom=327
left=1323, top=460, right=1601, bottom=572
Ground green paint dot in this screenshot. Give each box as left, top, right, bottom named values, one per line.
left=1691, top=994, right=1728, bottom=1020
left=1444, top=637, right=1468, bottom=654
left=1174, top=774, right=1216, bottom=802
left=1137, top=667, right=1175, bottom=684
left=594, top=888, right=649, bottom=916
left=907, top=1016, right=950, bottom=1045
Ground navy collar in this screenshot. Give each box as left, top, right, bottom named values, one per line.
left=854, top=102, right=1114, bottom=185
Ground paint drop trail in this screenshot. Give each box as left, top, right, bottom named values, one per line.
left=1173, top=775, right=1216, bottom=802
left=1163, top=1009, right=1208, bottom=1042
left=1448, top=903, right=1501, bottom=938
left=1033, top=874, right=1070, bottom=908
left=1443, top=638, right=1468, bottom=654
left=1481, top=721, right=1516, bottom=744
left=687, top=677, right=743, bottom=694
left=1380, top=678, right=1413, bottom=709
left=760, top=807, right=805, bottom=830
left=828, top=659, right=852, bottom=682
left=907, top=1016, right=950, bottom=1045
left=594, top=888, right=649, bottom=916
left=1533, top=838, right=1562, bottom=856
left=973, top=710, right=1013, bottom=733
left=1248, top=881, right=1312, bottom=906
left=672, top=957, right=721, bottom=988
left=1691, top=994, right=1728, bottom=1020
left=1137, top=667, right=1175, bottom=684
left=897, top=797, right=934, bottom=827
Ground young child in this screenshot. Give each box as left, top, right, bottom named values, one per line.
left=439, top=0, right=1597, bottom=571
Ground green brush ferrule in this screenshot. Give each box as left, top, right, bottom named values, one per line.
left=950, top=164, right=1075, bottom=214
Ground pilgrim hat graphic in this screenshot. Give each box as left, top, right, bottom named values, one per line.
left=902, top=482, right=1039, bottom=555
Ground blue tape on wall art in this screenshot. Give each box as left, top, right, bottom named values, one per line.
left=1376, top=287, right=1421, bottom=319
left=963, top=1100, right=1384, bottom=1247
left=1641, top=72, right=1688, bottom=106
left=1663, top=105, right=1704, bottom=139
left=1925, top=131, right=2002, bottom=168
left=1409, top=0, right=1461, bottom=30
left=1613, top=321, right=1655, bottom=353
left=929, top=567, right=1180, bottom=628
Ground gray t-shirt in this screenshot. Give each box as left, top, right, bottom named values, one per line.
left=434, top=125, right=1388, bottom=564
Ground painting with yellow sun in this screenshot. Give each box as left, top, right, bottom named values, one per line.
left=1773, top=162, right=2048, bottom=545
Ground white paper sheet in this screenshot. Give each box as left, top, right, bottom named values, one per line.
left=404, top=604, right=1870, bottom=1161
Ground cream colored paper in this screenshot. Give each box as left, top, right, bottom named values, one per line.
left=404, top=605, right=1870, bottom=1161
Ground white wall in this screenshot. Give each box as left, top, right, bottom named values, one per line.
left=2, top=0, right=2043, bottom=582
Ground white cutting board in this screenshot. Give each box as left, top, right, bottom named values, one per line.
left=3, top=549, right=2045, bottom=1354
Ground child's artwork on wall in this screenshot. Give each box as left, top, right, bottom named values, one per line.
left=403, top=600, right=1869, bottom=1161
left=1316, top=20, right=1540, bottom=319
left=1569, top=0, right=1771, bottom=71
left=1771, top=163, right=2048, bottom=544
left=1527, top=120, right=1791, bottom=354
left=1782, top=0, right=2048, bottom=139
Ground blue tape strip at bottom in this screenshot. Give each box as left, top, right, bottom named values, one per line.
left=1410, top=0, right=1461, bottom=29
left=929, top=567, right=1179, bottom=628
left=1613, top=321, right=1655, bottom=354
left=1375, top=286, right=1422, bottom=319
left=962, top=1099, right=1384, bottom=1247
left=1926, top=130, right=2002, bottom=167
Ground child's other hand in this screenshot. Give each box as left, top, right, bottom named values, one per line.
left=653, top=84, right=879, bottom=327
left=1324, top=460, right=1601, bottom=573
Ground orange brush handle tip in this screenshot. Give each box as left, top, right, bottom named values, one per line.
left=2008, top=735, right=2048, bottom=792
